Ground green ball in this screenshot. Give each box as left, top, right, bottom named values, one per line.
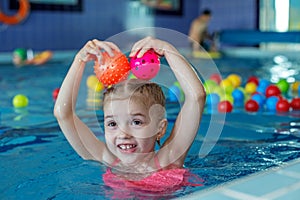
left=276, top=79, right=289, bottom=94
left=13, top=94, right=29, bottom=108
left=204, top=80, right=217, bottom=94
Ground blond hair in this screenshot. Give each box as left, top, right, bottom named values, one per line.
left=103, top=79, right=166, bottom=118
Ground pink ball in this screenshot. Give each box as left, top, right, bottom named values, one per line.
left=130, top=49, right=160, bottom=80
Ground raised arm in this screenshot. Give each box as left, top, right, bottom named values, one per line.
left=130, top=37, right=206, bottom=167
left=53, top=39, right=117, bottom=164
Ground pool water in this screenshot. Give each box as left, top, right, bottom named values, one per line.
left=1, top=52, right=300, bottom=199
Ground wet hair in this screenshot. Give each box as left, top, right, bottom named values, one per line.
left=103, top=79, right=166, bottom=118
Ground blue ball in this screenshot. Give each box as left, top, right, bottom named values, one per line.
left=206, top=93, right=220, bottom=107
left=259, top=79, right=270, bottom=88
left=266, top=96, right=279, bottom=111
left=168, top=85, right=180, bottom=102
left=232, top=89, right=244, bottom=106
left=251, top=93, right=265, bottom=107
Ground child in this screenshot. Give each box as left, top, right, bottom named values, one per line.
left=12, top=48, right=53, bottom=66
left=54, top=37, right=206, bottom=191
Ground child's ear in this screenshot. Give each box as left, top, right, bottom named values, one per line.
left=157, top=119, right=168, bottom=138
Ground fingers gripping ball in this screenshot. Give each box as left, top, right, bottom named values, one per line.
left=130, top=49, right=160, bottom=80
left=94, top=51, right=131, bottom=86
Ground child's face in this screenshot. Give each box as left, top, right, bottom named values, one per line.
left=104, top=98, right=162, bottom=164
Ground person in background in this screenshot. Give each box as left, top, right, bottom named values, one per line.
left=188, top=9, right=216, bottom=52
left=12, top=48, right=53, bottom=67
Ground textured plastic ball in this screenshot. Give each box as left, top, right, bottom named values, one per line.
left=251, top=93, right=265, bottom=107
left=247, top=76, right=259, bottom=85
left=209, top=73, right=222, bottom=84
left=245, top=82, right=257, bottom=94
left=266, top=96, right=279, bottom=112
left=52, top=88, right=60, bottom=100
left=245, top=99, right=259, bottom=112
left=206, top=93, right=220, bottom=106
left=13, top=94, right=29, bottom=108
left=290, top=98, right=300, bottom=110
left=94, top=51, right=130, bottom=86
left=87, top=75, right=104, bottom=92
left=218, top=100, right=233, bottom=113
left=276, top=79, right=289, bottom=94
left=227, top=74, right=242, bottom=88
left=276, top=99, right=290, bottom=112
left=266, top=85, right=281, bottom=98
left=130, top=49, right=160, bottom=80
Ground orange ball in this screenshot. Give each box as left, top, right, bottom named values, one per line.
left=94, top=51, right=130, bottom=86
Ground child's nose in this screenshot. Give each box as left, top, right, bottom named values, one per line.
left=118, top=127, right=132, bottom=139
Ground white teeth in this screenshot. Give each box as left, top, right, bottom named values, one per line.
left=119, top=144, right=136, bottom=150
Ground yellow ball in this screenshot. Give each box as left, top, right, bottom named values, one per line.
left=292, top=81, right=300, bottom=92
left=220, top=79, right=233, bottom=88
left=227, top=74, right=242, bottom=88
left=12, top=94, right=29, bottom=108
left=87, top=75, right=104, bottom=92
left=245, top=82, right=257, bottom=94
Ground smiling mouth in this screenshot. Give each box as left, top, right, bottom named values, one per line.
left=117, top=144, right=137, bottom=151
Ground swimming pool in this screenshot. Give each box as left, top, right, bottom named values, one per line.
left=0, top=48, right=299, bottom=199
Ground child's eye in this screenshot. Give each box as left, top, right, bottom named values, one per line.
left=107, top=121, right=117, bottom=127
left=131, top=119, right=143, bottom=126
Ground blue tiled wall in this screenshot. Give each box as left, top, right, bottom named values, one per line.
left=0, top=0, right=257, bottom=52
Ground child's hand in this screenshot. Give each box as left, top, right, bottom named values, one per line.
left=129, top=37, right=169, bottom=58
left=77, top=39, right=120, bottom=64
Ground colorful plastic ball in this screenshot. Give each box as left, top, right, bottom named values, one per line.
left=87, top=75, right=104, bottom=92
left=204, top=80, right=217, bottom=94
left=245, top=82, right=257, bottom=94
left=220, top=79, right=233, bottom=88
left=130, top=49, right=160, bottom=80
left=266, top=96, right=279, bottom=112
left=291, top=81, right=300, bottom=92
left=12, top=94, right=29, bottom=108
left=94, top=51, right=131, bottom=86
left=258, top=79, right=270, bottom=88
left=290, top=97, right=300, bottom=110
left=218, top=100, right=233, bottom=113
left=266, top=85, right=281, bottom=98
left=220, top=93, right=234, bottom=104
left=251, top=93, right=265, bottom=107
left=276, top=79, right=289, bottom=94
left=52, top=88, right=60, bottom=100
left=227, top=74, right=242, bottom=88
left=232, top=88, right=244, bottom=106
left=206, top=93, right=220, bottom=107
left=168, top=85, right=181, bottom=102
left=247, top=76, right=259, bottom=86
left=209, top=73, right=222, bottom=84
left=245, top=99, right=259, bottom=112
left=276, top=99, right=290, bottom=112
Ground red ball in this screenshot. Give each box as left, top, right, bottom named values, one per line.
left=276, top=99, right=290, bottom=112
left=52, top=88, right=60, bottom=100
left=266, top=85, right=281, bottom=98
left=209, top=73, right=222, bottom=84
left=247, top=76, right=259, bottom=85
left=245, top=99, right=259, bottom=112
left=94, top=51, right=130, bottom=86
left=218, top=100, right=233, bottom=113
left=290, top=97, right=300, bottom=110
